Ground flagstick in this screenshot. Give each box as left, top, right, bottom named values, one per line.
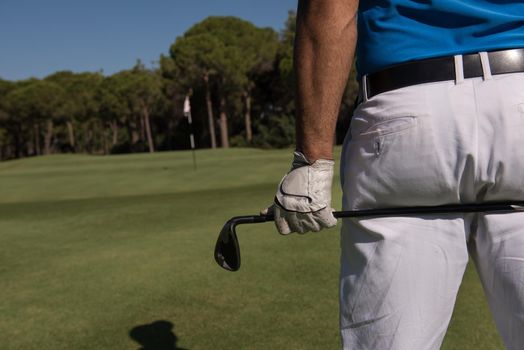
left=187, top=110, right=197, bottom=171
left=184, top=94, right=197, bottom=171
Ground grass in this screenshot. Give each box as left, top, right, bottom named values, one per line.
left=0, top=148, right=503, bottom=349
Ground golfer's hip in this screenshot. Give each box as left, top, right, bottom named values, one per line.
left=340, top=73, right=524, bottom=210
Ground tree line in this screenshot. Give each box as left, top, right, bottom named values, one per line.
left=0, top=12, right=358, bottom=161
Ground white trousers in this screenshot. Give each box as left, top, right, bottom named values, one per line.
left=339, top=71, right=524, bottom=349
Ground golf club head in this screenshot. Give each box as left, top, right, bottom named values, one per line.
left=214, top=218, right=241, bottom=272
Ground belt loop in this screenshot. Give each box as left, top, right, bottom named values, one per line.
left=454, top=55, right=464, bottom=84
left=479, top=52, right=493, bottom=80
left=361, top=74, right=369, bottom=102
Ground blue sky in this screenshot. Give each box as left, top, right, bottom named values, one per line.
left=0, top=0, right=298, bottom=81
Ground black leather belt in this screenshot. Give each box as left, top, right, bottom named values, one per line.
left=363, top=48, right=524, bottom=99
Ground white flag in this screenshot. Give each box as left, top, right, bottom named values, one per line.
left=183, top=96, right=191, bottom=115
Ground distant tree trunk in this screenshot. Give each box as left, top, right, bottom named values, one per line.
left=44, top=119, right=53, bottom=155
left=89, top=128, right=95, bottom=153
left=34, top=124, right=41, bottom=155
left=85, top=124, right=92, bottom=153
left=140, top=99, right=155, bottom=153
left=6, top=144, right=14, bottom=160
left=203, top=71, right=217, bottom=149
left=26, top=140, right=34, bottom=156
left=128, top=117, right=140, bottom=145
left=83, top=119, right=97, bottom=153
left=6, top=144, right=12, bottom=160
left=93, top=121, right=102, bottom=154
left=13, top=127, right=21, bottom=159
left=166, top=118, right=174, bottom=150
left=26, top=125, right=34, bottom=155
left=111, top=121, right=118, bottom=146
left=139, top=114, right=146, bottom=142
left=94, top=121, right=103, bottom=154
left=103, top=127, right=110, bottom=155
left=219, top=96, right=229, bottom=148
left=243, top=90, right=253, bottom=143
left=76, top=124, right=83, bottom=153
left=66, top=120, right=75, bottom=151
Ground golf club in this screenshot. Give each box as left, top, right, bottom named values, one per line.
left=214, top=201, right=524, bottom=271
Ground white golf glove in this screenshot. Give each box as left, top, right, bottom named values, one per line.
left=262, top=151, right=337, bottom=234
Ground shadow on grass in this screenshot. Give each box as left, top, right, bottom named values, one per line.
left=129, top=320, right=187, bottom=350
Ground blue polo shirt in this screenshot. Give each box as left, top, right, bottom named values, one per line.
left=357, top=0, right=524, bottom=76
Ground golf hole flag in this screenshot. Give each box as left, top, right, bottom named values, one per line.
left=184, top=96, right=191, bottom=116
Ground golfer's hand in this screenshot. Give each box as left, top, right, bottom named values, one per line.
left=262, top=151, right=337, bottom=234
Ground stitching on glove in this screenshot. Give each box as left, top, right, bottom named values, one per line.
left=274, top=196, right=327, bottom=213
left=278, top=182, right=312, bottom=201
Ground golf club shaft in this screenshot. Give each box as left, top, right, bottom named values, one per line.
left=216, top=201, right=524, bottom=272
left=260, top=201, right=524, bottom=222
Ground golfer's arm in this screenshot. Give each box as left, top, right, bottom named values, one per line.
left=295, top=0, right=359, bottom=162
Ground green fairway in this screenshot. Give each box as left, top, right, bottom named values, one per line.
left=0, top=148, right=503, bottom=349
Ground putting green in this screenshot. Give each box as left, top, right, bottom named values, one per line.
left=0, top=148, right=502, bottom=349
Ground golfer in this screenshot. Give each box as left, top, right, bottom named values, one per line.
left=267, top=0, right=524, bottom=348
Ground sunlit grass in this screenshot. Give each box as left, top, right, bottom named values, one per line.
left=0, top=148, right=502, bottom=349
